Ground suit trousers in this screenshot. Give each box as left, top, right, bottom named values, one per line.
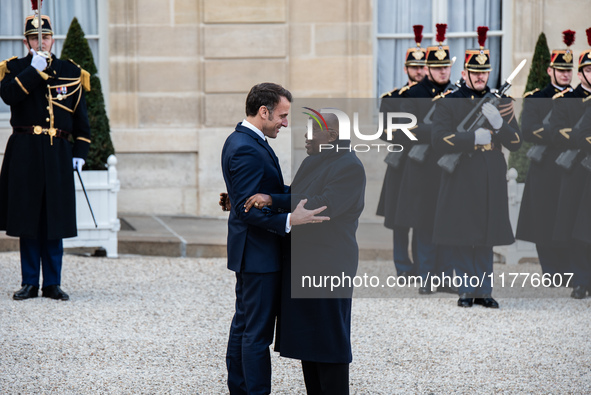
left=301, top=360, right=349, bottom=395
left=227, top=271, right=281, bottom=395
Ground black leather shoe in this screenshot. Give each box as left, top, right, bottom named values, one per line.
left=42, top=285, right=70, bottom=301
left=571, top=286, right=587, bottom=299
left=419, top=286, right=433, bottom=295
left=457, top=294, right=473, bottom=307
left=437, top=285, right=459, bottom=294
left=398, top=271, right=417, bottom=283
left=474, top=297, right=499, bottom=308
left=13, top=285, right=39, bottom=300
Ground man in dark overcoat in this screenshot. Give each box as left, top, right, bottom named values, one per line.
left=0, top=15, right=91, bottom=301
left=375, top=25, right=426, bottom=280
left=396, top=23, right=456, bottom=294
left=431, top=27, right=522, bottom=308
left=548, top=37, right=591, bottom=299
left=245, top=112, right=365, bottom=393
left=516, top=31, right=574, bottom=277
left=281, top=112, right=364, bottom=394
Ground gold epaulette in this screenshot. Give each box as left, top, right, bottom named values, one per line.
left=523, top=88, right=539, bottom=98
left=398, top=81, right=417, bottom=95
left=552, top=88, right=572, bottom=100
left=68, top=59, right=91, bottom=91
left=433, top=89, right=454, bottom=101
left=380, top=87, right=399, bottom=98
left=0, top=56, right=17, bottom=82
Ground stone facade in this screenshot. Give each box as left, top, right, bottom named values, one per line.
left=0, top=0, right=587, bottom=220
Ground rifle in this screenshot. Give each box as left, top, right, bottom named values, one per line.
left=407, top=80, right=461, bottom=164
left=437, top=59, right=527, bottom=174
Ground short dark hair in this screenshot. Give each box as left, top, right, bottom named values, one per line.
left=245, top=82, right=292, bottom=117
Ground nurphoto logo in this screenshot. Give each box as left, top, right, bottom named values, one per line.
left=303, top=107, right=418, bottom=153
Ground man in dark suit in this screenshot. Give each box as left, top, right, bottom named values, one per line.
left=431, top=27, right=522, bottom=308
left=221, top=83, right=328, bottom=394
left=516, top=31, right=574, bottom=277
left=0, top=15, right=91, bottom=301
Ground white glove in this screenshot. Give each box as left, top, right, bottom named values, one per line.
left=73, top=158, right=85, bottom=173
left=474, top=128, right=492, bottom=145
left=30, top=49, right=47, bottom=72
left=481, top=102, right=503, bottom=130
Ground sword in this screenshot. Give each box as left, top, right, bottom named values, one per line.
left=75, top=168, right=98, bottom=228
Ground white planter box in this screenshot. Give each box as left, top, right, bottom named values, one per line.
left=493, top=168, right=537, bottom=264
left=63, top=155, right=120, bottom=258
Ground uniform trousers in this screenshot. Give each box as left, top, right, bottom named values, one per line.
left=569, top=240, right=591, bottom=289
left=536, top=244, right=569, bottom=277
left=451, top=245, right=493, bottom=297
left=19, top=203, right=63, bottom=288
left=393, top=226, right=416, bottom=275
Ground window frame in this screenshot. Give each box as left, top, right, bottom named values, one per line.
left=373, top=0, right=513, bottom=97
left=0, top=0, right=109, bottom=124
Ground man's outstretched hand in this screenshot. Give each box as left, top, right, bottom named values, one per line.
left=219, top=192, right=231, bottom=212
left=291, top=199, right=330, bottom=226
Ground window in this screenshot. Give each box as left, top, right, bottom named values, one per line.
left=0, top=0, right=106, bottom=119
left=375, top=0, right=510, bottom=96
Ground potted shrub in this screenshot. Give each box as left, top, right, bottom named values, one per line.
left=60, top=17, right=120, bottom=257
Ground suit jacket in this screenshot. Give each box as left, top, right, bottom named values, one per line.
left=221, top=123, right=289, bottom=273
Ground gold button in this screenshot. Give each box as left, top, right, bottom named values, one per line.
left=45, top=118, right=50, bottom=122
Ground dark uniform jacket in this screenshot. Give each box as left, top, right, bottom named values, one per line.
left=431, top=84, right=522, bottom=246
left=273, top=142, right=366, bottom=364
left=548, top=85, right=591, bottom=243
left=376, top=83, right=409, bottom=228
left=395, top=77, right=453, bottom=233
left=573, top=103, right=591, bottom=244
left=516, top=83, right=569, bottom=244
left=0, top=54, right=91, bottom=239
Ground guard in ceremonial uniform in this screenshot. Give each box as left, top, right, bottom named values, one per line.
left=0, top=15, right=91, bottom=301
left=395, top=24, right=456, bottom=294
left=548, top=28, right=591, bottom=299
left=516, top=31, right=575, bottom=277
left=432, top=27, right=522, bottom=308
left=376, top=25, right=426, bottom=280
left=571, top=93, right=591, bottom=298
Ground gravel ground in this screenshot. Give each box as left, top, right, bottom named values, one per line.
left=0, top=252, right=590, bottom=394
